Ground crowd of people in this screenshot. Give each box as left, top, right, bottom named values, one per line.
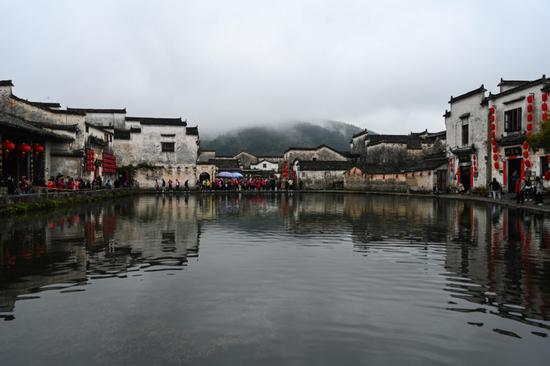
left=490, top=173, right=545, bottom=205
left=0, top=174, right=131, bottom=195
left=154, top=176, right=301, bottom=192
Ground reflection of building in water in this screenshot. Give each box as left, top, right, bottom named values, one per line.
left=444, top=203, right=550, bottom=322
left=0, top=196, right=202, bottom=313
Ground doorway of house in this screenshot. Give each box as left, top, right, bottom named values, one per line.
left=436, top=170, right=447, bottom=192
left=459, top=166, right=471, bottom=191
left=507, top=158, right=522, bottom=192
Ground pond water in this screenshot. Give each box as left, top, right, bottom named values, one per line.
left=1, top=193, right=550, bottom=365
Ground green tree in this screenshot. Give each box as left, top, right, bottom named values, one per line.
left=529, top=121, right=550, bottom=152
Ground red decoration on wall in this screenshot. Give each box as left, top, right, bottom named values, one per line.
left=543, top=103, right=548, bottom=111
left=18, top=143, right=31, bottom=158
left=32, top=143, right=45, bottom=157
left=490, top=123, right=496, bottom=130
left=527, top=123, right=533, bottom=131
left=494, top=161, right=500, bottom=170
left=489, top=106, right=495, bottom=114
left=490, top=114, right=495, bottom=122
left=491, top=139, right=496, bottom=146
left=527, top=114, right=533, bottom=122
left=527, top=104, right=534, bottom=113
left=2, top=140, right=15, bottom=158
left=543, top=93, right=548, bottom=102
left=543, top=112, right=549, bottom=121
left=523, top=150, right=529, bottom=158
left=523, top=141, right=529, bottom=149
left=527, top=95, right=534, bottom=103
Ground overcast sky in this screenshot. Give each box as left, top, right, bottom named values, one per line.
left=1, top=0, right=549, bottom=135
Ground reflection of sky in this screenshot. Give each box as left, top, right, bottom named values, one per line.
left=1, top=195, right=550, bottom=364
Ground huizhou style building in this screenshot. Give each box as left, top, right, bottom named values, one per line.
left=445, top=75, right=550, bottom=192
left=445, top=85, right=489, bottom=192
left=488, top=76, right=550, bottom=191
left=0, top=80, right=115, bottom=183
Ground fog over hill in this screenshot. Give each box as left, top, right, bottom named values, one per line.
left=201, top=121, right=373, bottom=156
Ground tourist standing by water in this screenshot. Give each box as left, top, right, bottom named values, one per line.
left=490, top=178, right=501, bottom=200
left=535, top=176, right=544, bottom=205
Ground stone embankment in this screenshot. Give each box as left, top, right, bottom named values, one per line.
left=0, top=188, right=139, bottom=216
left=2, top=188, right=549, bottom=216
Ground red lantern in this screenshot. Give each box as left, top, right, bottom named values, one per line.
left=490, top=114, right=495, bottom=122
left=527, top=123, right=533, bottom=131
left=527, top=95, right=534, bottom=103
left=2, top=140, right=16, bottom=158
left=543, top=93, right=548, bottom=102
left=525, top=160, right=532, bottom=168
left=527, top=104, right=534, bottom=113
left=489, top=106, right=495, bottom=114
left=494, top=161, right=500, bottom=170
left=18, top=143, right=31, bottom=158
left=491, top=139, right=496, bottom=146
left=33, top=143, right=45, bottom=157
left=543, top=112, right=549, bottom=121
left=527, top=114, right=533, bottom=122
left=523, top=141, right=529, bottom=149
left=543, top=103, right=548, bottom=111
left=490, top=123, right=496, bottom=130
left=523, top=150, right=529, bottom=158
left=493, top=153, right=498, bottom=161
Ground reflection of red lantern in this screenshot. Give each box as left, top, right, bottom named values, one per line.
left=490, top=123, right=496, bottom=130
left=523, top=150, right=529, bottom=158
left=18, top=143, right=31, bottom=158
left=490, top=114, right=495, bottom=122
left=491, top=130, right=496, bottom=137
left=543, top=93, right=548, bottom=102
left=523, top=141, right=529, bottom=149
left=525, top=160, right=532, bottom=168
left=491, top=139, right=496, bottom=146
left=527, top=104, right=533, bottom=113
left=527, top=95, right=534, bottom=103
left=527, top=123, right=533, bottom=131
left=543, top=112, right=549, bottom=121
left=543, top=103, right=548, bottom=111
left=494, top=161, right=500, bottom=170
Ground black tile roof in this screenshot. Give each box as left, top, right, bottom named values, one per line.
left=26, top=101, right=61, bottom=109
left=0, top=80, right=14, bottom=87
left=489, top=75, right=548, bottom=100
left=85, top=122, right=113, bottom=134
left=497, top=78, right=530, bottom=87
left=449, top=85, right=486, bottom=104
left=284, top=144, right=345, bottom=156
left=0, top=111, right=74, bottom=141
left=28, top=121, right=78, bottom=132
left=208, top=159, right=241, bottom=171
left=296, top=160, right=353, bottom=171
left=67, top=107, right=126, bottom=114
left=11, top=95, right=86, bottom=115
left=499, top=133, right=526, bottom=147
left=126, top=116, right=187, bottom=126
left=186, top=126, right=199, bottom=135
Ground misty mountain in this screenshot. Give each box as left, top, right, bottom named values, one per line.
left=201, top=121, right=370, bottom=156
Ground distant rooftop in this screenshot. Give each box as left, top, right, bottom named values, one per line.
left=67, top=107, right=126, bottom=114
left=126, top=116, right=187, bottom=126
left=0, top=80, right=14, bottom=87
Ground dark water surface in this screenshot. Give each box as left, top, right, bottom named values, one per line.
left=1, top=194, right=550, bottom=365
